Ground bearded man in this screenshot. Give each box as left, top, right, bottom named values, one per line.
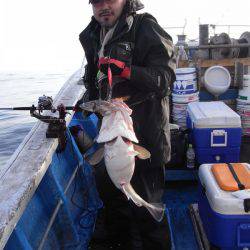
left=79, top=0, right=176, bottom=249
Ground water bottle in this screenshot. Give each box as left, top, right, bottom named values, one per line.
left=186, top=144, right=195, bottom=169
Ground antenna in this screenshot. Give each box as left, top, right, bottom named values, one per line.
left=183, top=18, right=187, bottom=35
left=163, top=19, right=188, bottom=35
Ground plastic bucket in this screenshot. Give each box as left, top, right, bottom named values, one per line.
left=237, top=99, right=250, bottom=136
left=172, top=92, right=199, bottom=103
left=176, top=67, right=196, bottom=76
left=238, top=75, right=250, bottom=102
left=174, top=68, right=197, bottom=95
left=204, top=66, right=231, bottom=96
left=172, top=92, right=199, bottom=128
left=172, top=101, right=188, bottom=127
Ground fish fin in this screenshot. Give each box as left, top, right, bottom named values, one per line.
left=85, top=146, right=104, bottom=166
left=144, top=203, right=165, bottom=222
left=133, top=144, right=151, bottom=160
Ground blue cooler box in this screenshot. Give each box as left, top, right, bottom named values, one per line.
left=187, top=101, right=242, bottom=164
left=198, top=164, right=250, bottom=250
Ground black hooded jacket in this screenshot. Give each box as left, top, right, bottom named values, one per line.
left=79, top=1, right=176, bottom=165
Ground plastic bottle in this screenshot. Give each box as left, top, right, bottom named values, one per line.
left=179, top=45, right=189, bottom=60
left=186, top=144, right=195, bottom=169
left=176, top=45, right=189, bottom=67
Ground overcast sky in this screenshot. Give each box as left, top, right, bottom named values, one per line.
left=0, top=0, right=250, bottom=72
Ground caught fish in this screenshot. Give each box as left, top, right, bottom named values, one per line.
left=80, top=99, right=165, bottom=222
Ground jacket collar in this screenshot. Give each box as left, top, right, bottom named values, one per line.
left=80, top=13, right=134, bottom=53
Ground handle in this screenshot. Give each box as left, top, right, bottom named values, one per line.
left=211, top=129, right=228, bottom=147
left=237, top=223, right=250, bottom=247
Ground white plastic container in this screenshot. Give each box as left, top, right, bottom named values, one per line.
left=187, top=101, right=241, bottom=129
left=174, top=68, right=197, bottom=95
left=204, top=66, right=231, bottom=96
left=237, top=99, right=250, bottom=136
left=172, top=92, right=199, bottom=128
left=198, top=163, right=250, bottom=249
left=172, top=92, right=199, bottom=104
left=199, top=163, right=250, bottom=215
left=238, top=75, right=250, bottom=103
left=187, top=102, right=242, bottom=164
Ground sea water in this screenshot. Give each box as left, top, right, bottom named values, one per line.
left=0, top=71, right=72, bottom=166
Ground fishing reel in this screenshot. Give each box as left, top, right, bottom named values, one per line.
left=37, top=95, right=55, bottom=113
left=30, top=95, right=68, bottom=152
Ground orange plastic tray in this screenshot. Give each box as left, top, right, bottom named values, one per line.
left=211, top=163, right=250, bottom=191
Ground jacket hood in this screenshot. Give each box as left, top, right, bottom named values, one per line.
left=124, top=0, right=144, bottom=14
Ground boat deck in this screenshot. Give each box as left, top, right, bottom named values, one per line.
left=2, top=103, right=249, bottom=249
left=164, top=180, right=199, bottom=250
left=90, top=138, right=250, bottom=250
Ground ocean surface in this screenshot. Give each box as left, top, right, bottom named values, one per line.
left=0, top=71, right=74, bottom=167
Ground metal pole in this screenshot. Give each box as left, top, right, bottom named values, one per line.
left=38, top=165, right=80, bottom=250
left=210, top=24, right=250, bottom=28
left=187, top=43, right=250, bottom=50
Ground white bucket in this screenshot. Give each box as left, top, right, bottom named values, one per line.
left=236, top=99, right=250, bottom=136
left=172, top=92, right=199, bottom=128
left=172, top=92, right=199, bottom=103
left=174, top=68, right=197, bottom=95
left=173, top=79, right=197, bottom=95
left=204, top=66, right=231, bottom=96
left=176, top=67, right=196, bottom=75
left=238, top=75, right=250, bottom=103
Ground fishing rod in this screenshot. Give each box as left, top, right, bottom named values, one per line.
left=0, top=95, right=111, bottom=151
left=0, top=106, right=76, bottom=111
left=0, top=95, right=83, bottom=152
left=0, top=96, right=77, bottom=113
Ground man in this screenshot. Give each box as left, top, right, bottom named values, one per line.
left=79, top=0, right=176, bottom=249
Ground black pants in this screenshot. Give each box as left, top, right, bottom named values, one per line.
left=92, top=159, right=171, bottom=250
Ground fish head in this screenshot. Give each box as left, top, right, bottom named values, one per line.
left=79, top=100, right=118, bottom=116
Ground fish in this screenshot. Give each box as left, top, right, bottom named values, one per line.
left=80, top=99, right=165, bottom=222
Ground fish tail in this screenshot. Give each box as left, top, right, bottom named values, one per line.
left=122, top=184, right=165, bottom=221
left=144, top=202, right=165, bottom=222
left=122, top=183, right=142, bottom=206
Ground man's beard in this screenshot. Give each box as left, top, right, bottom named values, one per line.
left=98, top=9, right=120, bottom=28
left=100, top=18, right=116, bottom=28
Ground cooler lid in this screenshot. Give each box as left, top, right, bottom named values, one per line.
left=187, top=101, right=241, bottom=128
left=212, top=163, right=250, bottom=191
left=199, top=164, right=250, bottom=215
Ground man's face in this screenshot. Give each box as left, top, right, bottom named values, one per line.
left=91, top=0, right=126, bottom=28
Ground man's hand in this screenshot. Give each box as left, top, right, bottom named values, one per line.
left=98, top=57, right=131, bottom=79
